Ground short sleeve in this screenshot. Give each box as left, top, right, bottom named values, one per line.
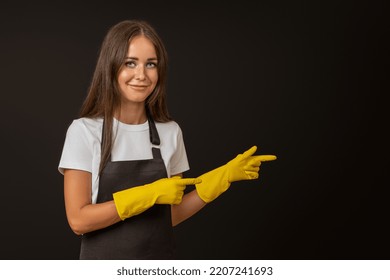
left=170, top=125, right=190, bottom=176
left=58, top=120, right=94, bottom=175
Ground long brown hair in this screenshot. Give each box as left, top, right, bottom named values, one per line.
left=79, top=20, right=172, bottom=174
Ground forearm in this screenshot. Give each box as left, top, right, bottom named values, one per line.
left=65, top=169, right=201, bottom=233
left=66, top=200, right=121, bottom=235
left=64, top=169, right=122, bottom=235
left=171, top=189, right=207, bottom=226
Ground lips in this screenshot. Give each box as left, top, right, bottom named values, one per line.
left=128, top=83, right=149, bottom=87
left=127, top=84, right=149, bottom=90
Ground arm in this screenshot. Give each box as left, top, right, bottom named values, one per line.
left=64, top=169, right=121, bottom=235
left=171, top=173, right=207, bottom=226
left=195, top=146, right=276, bottom=203
left=171, top=189, right=206, bottom=227
left=64, top=169, right=200, bottom=235
left=170, top=146, right=277, bottom=226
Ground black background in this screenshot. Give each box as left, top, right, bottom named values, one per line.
left=0, top=1, right=388, bottom=260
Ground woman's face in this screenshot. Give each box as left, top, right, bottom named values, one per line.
left=117, top=35, right=158, bottom=105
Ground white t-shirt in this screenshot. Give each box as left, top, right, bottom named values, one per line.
left=58, top=117, right=190, bottom=204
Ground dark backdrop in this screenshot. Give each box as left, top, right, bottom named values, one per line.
left=0, top=1, right=388, bottom=259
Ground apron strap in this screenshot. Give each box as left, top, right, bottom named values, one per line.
left=146, top=109, right=160, bottom=146
left=146, top=109, right=163, bottom=160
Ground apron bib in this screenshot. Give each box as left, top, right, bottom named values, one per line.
left=79, top=114, right=175, bottom=259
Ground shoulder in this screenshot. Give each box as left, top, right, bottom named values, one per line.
left=155, top=120, right=183, bottom=135
left=66, top=117, right=103, bottom=140
left=69, top=117, right=103, bottom=130
left=155, top=120, right=181, bottom=131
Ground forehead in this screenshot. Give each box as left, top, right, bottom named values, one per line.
left=127, top=35, right=157, bottom=57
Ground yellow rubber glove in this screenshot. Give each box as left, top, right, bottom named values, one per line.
left=195, top=146, right=276, bottom=203
left=113, top=176, right=202, bottom=220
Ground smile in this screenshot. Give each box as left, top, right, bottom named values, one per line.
left=127, top=84, right=149, bottom=90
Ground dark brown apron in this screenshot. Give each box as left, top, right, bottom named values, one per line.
left=79, top=113, right=175, bottom=259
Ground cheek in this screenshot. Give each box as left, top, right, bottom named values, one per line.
left=118, top=69, right=132, bottom=83
left=150, top=72, right=159, bottom=85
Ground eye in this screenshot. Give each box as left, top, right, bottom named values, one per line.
left=124, top=61, right=136, bottom=68
left=146, top=62, right=157, bottom=68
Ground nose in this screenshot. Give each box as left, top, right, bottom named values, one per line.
left=135, top=65, right=146, bottom=80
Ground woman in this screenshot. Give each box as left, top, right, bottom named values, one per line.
left=58, top=19, right=276, bottom=260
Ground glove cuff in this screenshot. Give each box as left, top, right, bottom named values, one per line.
left=113, top=185, right=157, bottom=220
left=195, top=165, right=231, bottom=203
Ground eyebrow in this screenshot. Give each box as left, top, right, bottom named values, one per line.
left=125, top=56, right=158, bottom=61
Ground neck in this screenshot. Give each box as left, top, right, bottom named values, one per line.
left=115, top=102, right=147, bottom=125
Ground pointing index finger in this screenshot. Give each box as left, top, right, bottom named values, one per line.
left=257, top=155, right=277, bottom=162
left=178, top=178, right=202, bottom=185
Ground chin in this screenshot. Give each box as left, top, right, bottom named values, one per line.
left=122, top=96, right=149, bottom=104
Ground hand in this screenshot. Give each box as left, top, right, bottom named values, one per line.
left=113, top=176, right=201, bottom=220
left=195, top=145, right=277, bottom=203
left=151, top=176, right=202, bottom=205
left=226, top=146, right=277, bottom=182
